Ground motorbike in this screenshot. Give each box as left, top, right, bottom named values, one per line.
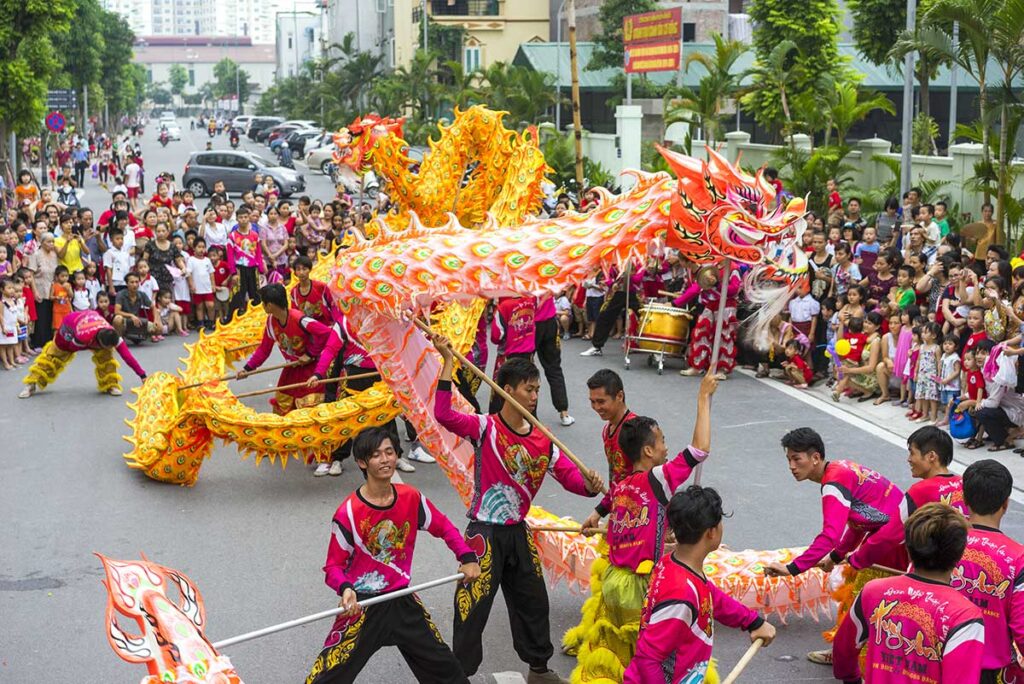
left=159, top=131, right=169, bottom=147
left=230, top=135, right=240, bottom=149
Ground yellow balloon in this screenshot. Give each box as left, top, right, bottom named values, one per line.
left=835, top=339, right=851, bottom=357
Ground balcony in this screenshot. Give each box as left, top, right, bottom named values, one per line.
left=430, top=0, right=501, bottom=17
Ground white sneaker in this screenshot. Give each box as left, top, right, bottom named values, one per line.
left=314, top=462, right=331, bottom=477
left=396, top=457, right=416, bottom=473
left=18, top=384, right=35, bottom=399
left=580, top=347, right=602, bottom=357
left=107, top=387, right=123, bottom=396
left=407, top=446, right=436, bottom=463
left=329, top=460, right=344, bottom=476
left=560, top=414, right=576, bottom=426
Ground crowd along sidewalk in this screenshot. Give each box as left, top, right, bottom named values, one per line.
left=740, top=369, right=1024, bottom=503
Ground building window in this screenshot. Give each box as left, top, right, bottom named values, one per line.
left=682, top=22, right=696, bottom=43
left=463, top=45, right=480, bottom=71
left=188, top=66, right=195, bottom=86
left=288, top=35, right=293, bottom=49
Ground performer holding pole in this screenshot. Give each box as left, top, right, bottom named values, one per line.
left=236, top=283, right=341, bottom=415
left=432, top=333, right=604, bottom=684
left=763, top=427, right=904, bottom=665
left=567, top=372, right=718, bottom=681
left=305, top=427, right=481, bottom=684
left=623, top=485, right=776, bottom=682
left=19, top=309, right=147, bottom=398
left=832, top=503, right=984, bottom=683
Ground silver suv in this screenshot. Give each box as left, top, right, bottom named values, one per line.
left=182, top=150, right=305, bottom=197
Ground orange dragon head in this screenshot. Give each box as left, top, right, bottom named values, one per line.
left=332, top=113, right=406, bottom=175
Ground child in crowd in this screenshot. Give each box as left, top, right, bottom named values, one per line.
left=853, top=226, right=880, bottom=277
left=17, top=268, right=38, bottom=354
left=136, top=260, right=158, bottom=310
left=905, top=326, right=922, bottom=417
left=11, top=271, right=32, bottom=360
left=836, top=286, right=866, bottom=339
left=84, top=262, right=102, bottom=308
left=832, top=243, right=861, bottom=299
left=936, top=334, right=961, bottom=426
left=102, top=228, right=133, bottom=295
left=71, top=270, right=91, bottom=311
left=582, top=265, right=607, bottom=341
left=782, top=339, right=812, bottom=389
left=155, top=289, right=188, bottom=336
left=890, top=265, right=918, bottom=311
left=187, top=238, right=215, bottom=332
left=842, top=316, right=867, bottom=365
left=210, top=246, right=233, bottom=325
left=95, top=291, right=114, bottom=324
left=1, top=278, right=21, bottom=369
left=555, top=290, right=573, bottom=340
left=962, top=306, right=988, bottom=361
left=912, top=322, right=941, bottom=422
left=51, top=265, right=72, bottom=331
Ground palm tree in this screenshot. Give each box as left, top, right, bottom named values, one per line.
left=440, top=60, right=481, bottom=110
left=664, top=33, right=748, bottom=144
left=827, top=82, right=896, bottom=146
left=740, top=40, right=800, bottom=144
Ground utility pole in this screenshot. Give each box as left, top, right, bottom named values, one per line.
left=422, top=0, right=428, bottom=52
left=555, top=0, right=565, bottom=131
left=899, top=0, right=917, bottom=196
left=948, top=21, right=959, bottom=150
left=568, top=0, right=583, bottom=193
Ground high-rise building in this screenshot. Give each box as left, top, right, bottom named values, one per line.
left=100, top=0, right=153, bottom=36
left=104, top=0, right=319, bottom=42
left=276, top=12, right=322, bottom=78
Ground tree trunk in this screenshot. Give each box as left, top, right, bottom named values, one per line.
left=917, top=63, right=930, bottom=120
left=979, top=81, right=991, bottom=205
left=997, top=102, right=1009, bottom=246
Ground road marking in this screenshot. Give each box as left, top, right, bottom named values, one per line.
left=743, top=369, right=1024, bottom=505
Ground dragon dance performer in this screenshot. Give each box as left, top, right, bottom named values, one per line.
left=843, top=426, right=968, bottom=573
left=676, top=265, right=742, bottom=378
left=763, top=427, right=905, bottom=666
left=832, top=503, right=985, bottom=683
left=569, top=372, right=717, bottom=682
left=236, top=283, right=341, bottom=415
left=18, top=309, right=146, bottom=399
left=433, top=334, right=604, bottom=684
left=955, top=460, right=1024, bottom=684
left=306, top=427, right=481, bottom=684
left=623, top=485, right=776, bottom=683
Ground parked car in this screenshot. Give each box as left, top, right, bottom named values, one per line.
left=280, top=119, right=318, bottom=129
left=257, top=123, right=300, bottom=144
left=266, top=124, right=308, bottom=150
left=231, top=115, right=254, bottom=131
left=247, top=116, right=283, bottom=140
left=182, top=150, right=305, bottom=197
left=305, top=144, right=338, bottom=175
left=284, top=129, right=327, bottom=157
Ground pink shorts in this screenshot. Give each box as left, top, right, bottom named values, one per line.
left=192, top=292, right=214, bottom=304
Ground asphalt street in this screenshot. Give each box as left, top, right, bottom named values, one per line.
left=4, top=121, right=1024, bottom=683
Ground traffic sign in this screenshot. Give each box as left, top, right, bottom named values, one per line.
left=47, top=88, right=77, bottom=110
left=45, top=111, right=66, bottom=133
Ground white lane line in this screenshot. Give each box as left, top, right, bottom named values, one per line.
left=740, top=369, right=1024, bottom=505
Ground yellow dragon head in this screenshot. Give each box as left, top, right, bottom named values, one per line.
left=332, top=113, right=407, bottom=175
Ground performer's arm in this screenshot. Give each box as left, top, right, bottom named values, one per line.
left=673, top=281, right=700, bottom=307
left=301, top=317, right=342, bottom=378
left=939, top=618, right=985, bottom=684
left=630, top=598, right=698, bottom=678
left=241, top=328, right=274, bottom=373
left=323, top=515, right=356, bottom=597
left=1010, top=566, right=1024, bottom=657
left=832, top=594, right=868, bottom=684
left=490, top=306, right=505, bottom=345
left=432, top=335, right=485, bottom=440
left=710, top=582, right=765, bottom=632
left=787, top=483, right=852, bottom=575
left=846, top=515, right=902, bottom=571
left=831, top=527, right=869, bottom=564
left=549, top=446, right=601, bottom=497
left=726, top=271, right=742, bottom=298
left=113, top=339, right=147, bottom=379
left=649, top=447, right=708, bottom=505
left=418, top=494, right=477, bottom=565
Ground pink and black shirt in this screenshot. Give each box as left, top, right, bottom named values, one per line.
left=54, top=310, right=146, bottom=379
left=595, top=411, right=637, bottom=517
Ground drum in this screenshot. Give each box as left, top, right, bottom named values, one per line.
left=636, top=304, right=690, bottom=355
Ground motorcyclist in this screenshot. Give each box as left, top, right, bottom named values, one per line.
left=229, top=127, right=240, bottom=147
left=159, top=126, right=169, bottom=146
left=207, top=119, right=216, bottom=137
left=278, top=142, right=294, bottom=169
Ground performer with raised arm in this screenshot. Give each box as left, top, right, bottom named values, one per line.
left=236, top=283, right=341, bottom=415
left=845, top=426, right=967, bottom=573
left=568, top=373, right=718, bottom=681
left=306, top=427, right=481, bottom=684
left=954, top=459, right=1024, bottom=683
left=19, top=309, right=146, bottom=398
left=763, top=427, right=904, bottom=665
left=623, top=485, right=776, bottom=682
left=432, top=333, right=604, bottom=684
left=832, top=503, right=984, bottom=683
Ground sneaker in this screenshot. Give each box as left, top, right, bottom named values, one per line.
left=560, top=414, right=576, bottom=426
left=806, top=648, right=833, bottom=665
left=107, top=388, right=123, bottom=396
left=527, top=670, right=570, bottom=684
left=562, top=332, right=570, bottom=340
left=396, top=457, right=416, bottom=473
left=579, top=347, right=602, bottom=357
left=18, top=384, right=35, bottom=399
left=328, top=460, right=344, bottom=476
left=407, top=446, right=436, bottom=463
left=313, top=462, right=331, bottom=477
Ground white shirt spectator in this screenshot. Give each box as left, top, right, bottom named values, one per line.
left=187, top=255, right=214, bottom=294
left=102, top=246, right=134, bottom=288
left=124, top=162, right=141, bottom=189
left=788, top=293, right=821, bottom=323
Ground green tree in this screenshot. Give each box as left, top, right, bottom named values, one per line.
left=212, top=58, right=251, bottom=104
left=168, top=64, right=188, bottom=100
left=0, top=0, right=75, bottom=163
left=744, top=0, right=845, bottom=138
left=55, top=0, right=104, bottom=119
left=740, top=39, right=801, bottom=142
left=99, top=12, right=138, bottom=120
left=825, top=81, right=896, bottom=146
left=588, top=0, right=658, bottom=71
left=664, top=33, right=748, bottom=144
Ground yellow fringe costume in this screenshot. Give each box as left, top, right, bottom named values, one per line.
left=562, top=544, right=720, bottom=684
left=24, top=342, right=122, bottom=393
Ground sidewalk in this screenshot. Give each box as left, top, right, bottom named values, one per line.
left=740, top=369, right=1024, bottom=502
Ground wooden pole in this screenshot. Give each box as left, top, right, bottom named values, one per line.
left=225, top=342, right=259, bottom=354
left=179, top=360, right=303, bottom=390
left=233, top=371, right=380, bottom=399
left=529, top=525, right=606, bottom=534
left=568, top=0, right=584, bottom=195
left=694, top=260, right=732, bottom=486
left=871, top=564, right=907, bottom=575
left=722, top=638, right=764, bottom=684
left=415, top=318, right=604, bottom=491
